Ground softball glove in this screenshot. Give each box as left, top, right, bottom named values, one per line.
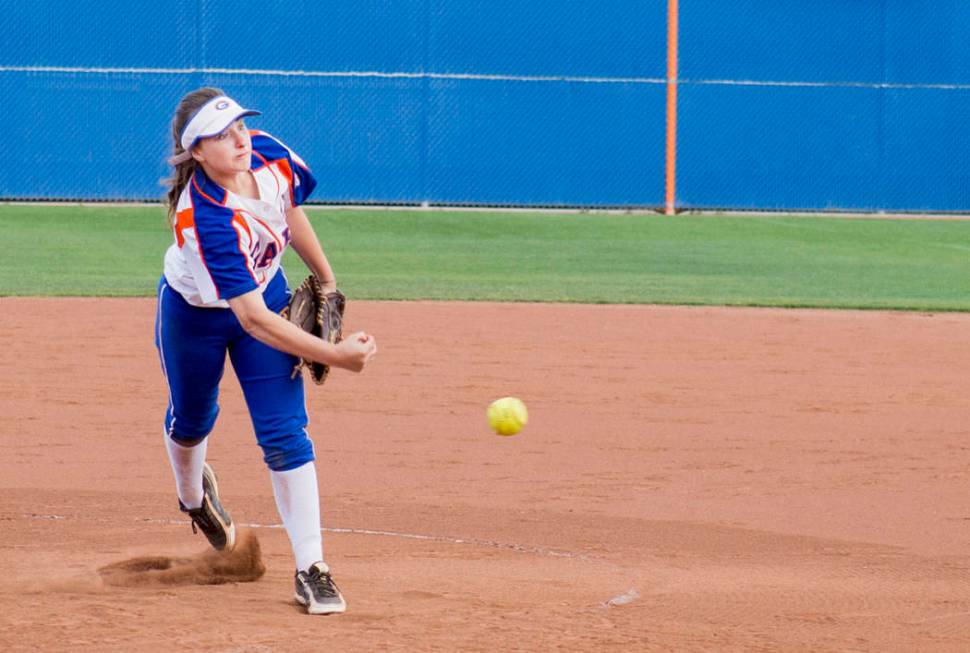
left=284, top=275, right=346, bottom=385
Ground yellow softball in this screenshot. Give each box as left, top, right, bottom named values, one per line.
left=487, top=397, right=528, bottom=436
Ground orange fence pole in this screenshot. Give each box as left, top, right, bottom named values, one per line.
left=665, top=0, right=679, bottom=215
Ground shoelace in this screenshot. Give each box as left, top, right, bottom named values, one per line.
left=187, top=505, right=217, bottom=535
left=306, top=570, right=339, bottom=598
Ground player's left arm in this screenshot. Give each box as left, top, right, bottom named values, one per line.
left=286, top=205, right=337, bottom=294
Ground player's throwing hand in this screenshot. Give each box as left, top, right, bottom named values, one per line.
left=334, top=331, right=378, bottom=372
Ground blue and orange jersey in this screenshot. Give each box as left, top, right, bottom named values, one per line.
left=163, top=131, right=317, bottom=307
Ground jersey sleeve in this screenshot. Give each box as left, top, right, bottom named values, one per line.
left=180, top=177, right=259, bottom=303
left=251, top=131, right=318, bottom=208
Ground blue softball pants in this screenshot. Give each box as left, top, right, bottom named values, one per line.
left=154, top=271, right=314, bottom=471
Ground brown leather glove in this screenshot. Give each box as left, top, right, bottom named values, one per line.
left=283, top=275, right=346, bottom=385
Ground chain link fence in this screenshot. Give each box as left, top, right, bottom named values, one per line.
left=1, top=2, right=967, bottom=211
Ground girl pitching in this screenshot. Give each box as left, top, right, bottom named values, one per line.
left=156, top=87, right=377, bottom=614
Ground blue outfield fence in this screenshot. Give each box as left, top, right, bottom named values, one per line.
left=677, top=0, right=970, bottom=212
left=1, top=1, right=968, bottom=212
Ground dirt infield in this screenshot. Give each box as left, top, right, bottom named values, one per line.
left=1, top=298, right=970, bottom=652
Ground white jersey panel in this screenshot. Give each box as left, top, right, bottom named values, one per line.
left=163, top=133, right=304, bottom=308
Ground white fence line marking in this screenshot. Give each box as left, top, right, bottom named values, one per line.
left=2, top=66, right=968, bottom=91
left=683, top=77, right=970, bottom=91
left=0, top=65, right=663, bottom=85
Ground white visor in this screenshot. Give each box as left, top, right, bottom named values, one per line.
left=178, top=95, right=261, bottom=152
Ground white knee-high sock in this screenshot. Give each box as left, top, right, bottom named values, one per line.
left=271, top=461, right=324, bottom=573
left=164, top=433, right=207, bottom=510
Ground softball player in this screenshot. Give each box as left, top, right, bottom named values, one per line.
left=157, top=87, right=377, bottom=615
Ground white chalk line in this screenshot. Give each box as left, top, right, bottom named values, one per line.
left=23, top=511, right=639, bottom=606
left=26, top=512, right=597, bottom=561
left=5, top=200, right=968, bottom=220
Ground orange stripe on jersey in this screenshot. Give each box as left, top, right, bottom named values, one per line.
left=275, top=157, right=294, bottom=187
left=231, top=211, right=252, bottom=240
left=251, top=149, right=283, bottom=199
left=251, top=149, right=269, bottom=171
left=174, top=207, right=194, bottom=248
left=230, top=213, right=258, bottom=283
left=191, top=175, right=228, bottom=206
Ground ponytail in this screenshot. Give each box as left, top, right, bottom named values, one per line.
left=163, top=87, right=225, bottom=224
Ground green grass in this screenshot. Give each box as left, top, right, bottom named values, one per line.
left=2, top=203, right=969, bottom=310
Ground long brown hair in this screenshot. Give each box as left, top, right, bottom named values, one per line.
left=164, top=87, right=225, bottom=224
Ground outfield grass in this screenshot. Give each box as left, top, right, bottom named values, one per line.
left=1, top=203, right=968, bottom=310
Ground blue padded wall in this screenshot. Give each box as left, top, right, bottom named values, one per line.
left=1, top=2, right=968, bottom=211
left=678, top=1, right=970, bottom=211
left=0, top=1, right=665, bottom=206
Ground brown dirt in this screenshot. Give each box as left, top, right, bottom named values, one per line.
left=1, top=297, right=969, bottom=652
left=97, top=527, right=265, bottom=587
